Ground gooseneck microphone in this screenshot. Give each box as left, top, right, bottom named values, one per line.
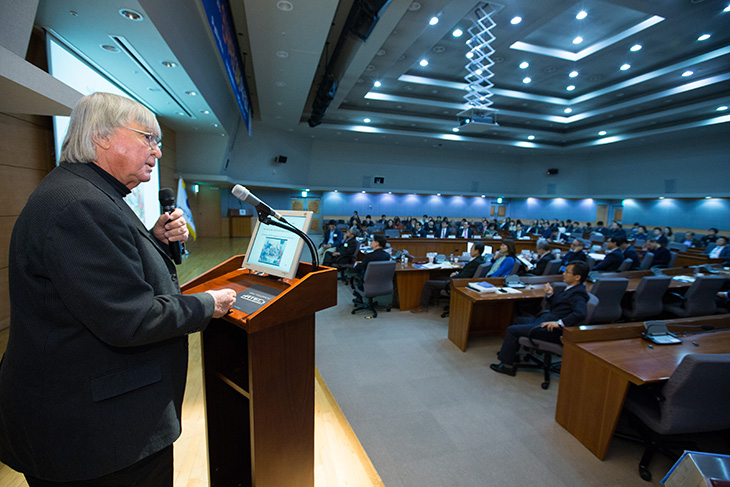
left=231, top=185, right=288, bottom=223
left=158, top=188, right=182, bottom=265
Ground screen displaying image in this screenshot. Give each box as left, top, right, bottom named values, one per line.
left=242, top=211, right=313, bottom=279
left=258, top=237, right=287, bottom=266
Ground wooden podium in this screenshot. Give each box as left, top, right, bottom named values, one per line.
left=182, top=255, right=337, bottom=487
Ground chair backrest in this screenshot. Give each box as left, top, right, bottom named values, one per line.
left=543, top=259, right=562, bottom=275
left=618, top=258, right=633, bottom=272
left=590, top=233, right=605, bottom=242
left=585, top=254, right=596, bottom=271
left=587, top=277, right=629, bottom=324
left=510, top=258, right=522, bottom=275
left=521, top=275, right=563, bottom=285
left=667, top=251, right=679, bottom=268
left=651, top=353, right=730, bottom=434
left=639, top=252, right=654, bottom=270
left=362, top=261, right=396, bottom=298
left=584, top=294, right=600, bottom=324
left=681, top=275, right=726, bottom=316
left=627, top=276, right=672, bottom=320
left=473, top=263, right=490, bottom=278
left=667, top=242, right=688, bottom=252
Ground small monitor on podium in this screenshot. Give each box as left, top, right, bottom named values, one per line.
left=242, top=210, right=313, bottom=280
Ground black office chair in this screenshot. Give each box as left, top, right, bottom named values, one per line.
left=618, top=258, right=634, bottom=272
left=639, top=252, right=654, bottom=270
left=622, top=276, right=672, bottom=321
left=615, top=353, right=730, bottom=481
left=329, top=242, right=360, bottom=283
left=516, top=291, right=599, bottom=390
left=585, top=254, right=596, bottom=271
left=352, top=261, right=396, bottom=318
left=543, top=259, right=562, bottom=275
left=663, top=275, right=726, bottom=317
left=586, top=277, right=629, bottom=324
left=667, top=242, right=688, bottom=252
left=667, top=251, right=679, bottom=268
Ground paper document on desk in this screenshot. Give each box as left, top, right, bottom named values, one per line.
left=588, top=252, right=606, bottom=261
left=672, top=275, right=696, bottom=283
left=497, top=287, right=522, bottom=294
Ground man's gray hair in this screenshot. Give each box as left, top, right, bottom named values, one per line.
left=60, top=92, right=160, bottom=163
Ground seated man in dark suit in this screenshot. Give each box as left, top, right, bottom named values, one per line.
left=437, top=220, right=451, bottom=239
left=644, top=238, right=671, bottom=267
left=413, top=221, right=427, bottom=238
left=522, top=241, right=555, bottom=276
left=352, top=235, right=391, bottom=299
left=561, top=239, right=587, bottom=266
left=619, top=237, right=641, bottom=270
left=457, top=220, right=474, bottom=239
left=490, top=261, right=590, bottom=376
left=701, top=228, right=719, bottom=247
left=323, top=228, right=360, bottom=267
left=318, top=220, right=344, bottom=262
left=511, top=223, right=527, bottom=239
left=411, top=242, right=486, bottom=313
left=706, top=236, right=730, bottom=263
left=594, top=237, right=624, bottom=272
left=548, top=227, right=568, bottom=244
left=682, top=231, right=701, bottom=248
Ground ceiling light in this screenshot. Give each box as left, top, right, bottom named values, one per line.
left=452, top=128, right=459, bottom=132
left=361, top=191, right=366, bottom=194
left=682, top=70, right=694, bottom=77
left=161, top=61, right=176, bottom=68
left=519, top=61, right=529, bottom=69
left=522, top=77, right=531, bottom=84
left=598, top=130, right=607, bottom=136
left=101, top=44, right=119, bottom=52
left=119, top=9, right=143, bottom=21
left=717, top=106, right=728, bottom=111
left=510, top=16, right=522, bottom=25
left=706, top=196, right=712, bottom=199
left=212, top=123, right=219, bottom=127
left=569, top=70, right=579, bottom=78
left=630, top=44, right=642, bottom=52
left=429, top=16, right=439, bottom=25
left=620, top=64, right=631, bottom=71
left=276, top=1, right=293, bottom=11
left=452, top=28, right=463, bottom=37
left=724, top=4, right=730, bottom=12
left=697, top=33, right=711, bottom=41
left=185, top=91, right=197, bottom=96
left=528, top=135, right=535, bottom=140
left=566, top=85, right=576, bottom=91
left=497, top=197, right=503, bottom=204
left=436, top=193, right=441, bottom=196
left=659, top=196, right=665, bottom=200
left=573, top=36, right=583, bottom=44
left=564, top=108, right=573, bottom=114
left=576, top=11, right=587, bottom=20
left=363, top=118, right=371, bottom=123
left=419, top=59, right=429, bottom=67
left=373, top=80, right=381, bottom=87
left=275, top=51, right=289, bottom=58
left=200, top=110, right=210, bottom=114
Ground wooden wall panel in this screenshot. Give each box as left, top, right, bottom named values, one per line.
left=0, top=113, right=55, bottom=170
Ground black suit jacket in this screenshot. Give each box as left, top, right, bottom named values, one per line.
left=0, top=162, right=215, bottom=481
left=543, top=284, right=589, bottom=326
left=622, top=245, right=641, bottom=270
left=594, top=248, right=624, bottom=271
left=455, top=256, right=486, bottom=279
left=320, top=227, right=343, bottom=247
left=533, top=252, right=556, bottom=276
left=562, top=250, right=587, bottom=265
left=357, top=248, right=390, bottom=275
left=652, top=245, right=671, bottom=267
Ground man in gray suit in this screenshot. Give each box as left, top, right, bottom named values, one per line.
left=0, top=93, right=236, bottom=486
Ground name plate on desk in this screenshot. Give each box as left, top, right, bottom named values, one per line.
left=233, top=283, right=285, bottom=314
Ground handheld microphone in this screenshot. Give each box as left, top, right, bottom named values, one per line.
left=231, top=185, right=288, bottom=223
left=158, top=188, right=182, bottom=265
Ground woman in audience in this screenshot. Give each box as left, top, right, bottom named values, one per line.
left=482, top=222, right=498, bottom=237
left=487, top=240, right=518, bottom=277
left=664, top=226, right=674, bottom=241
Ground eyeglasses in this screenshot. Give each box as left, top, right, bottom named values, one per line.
left=122, top=126, right=162, bottom=148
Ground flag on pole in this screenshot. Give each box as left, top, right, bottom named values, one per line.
left=177, top=178, right=197, bottom=240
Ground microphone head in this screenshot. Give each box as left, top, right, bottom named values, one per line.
left=231, top=184, right=249, bottom=200
left=159, top=187, right=175, bottom=206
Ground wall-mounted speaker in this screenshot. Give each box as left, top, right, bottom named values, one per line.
left=275, top=155, right=288, bottom=163
left=547, top=168, right=559, bottom=175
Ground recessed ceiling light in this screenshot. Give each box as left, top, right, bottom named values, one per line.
left=576, top=11, right=587, bottom=20
left=200, top=110, right=210, bottom=114
left=185, top=91, right=197, bottom=96
left=528, top=135, right=535, bottom=140
left=598, top=130, right=607, bottom=136
left=176, top=111, right=185, bottom=116
left=564, top=108, right=573, bottom=114
left=724, top=4, right=730, bottom=12
left=659, top=196, right=665, bottom=200
left=436, top=193, right=441, bottom=196
left=276, top=1, right=293, bottom=11
left=452, top=28, right=463, bottom=37
left=119, top=9, right=143, bottom=21
left=373, top=80, right=381, bottom=87
left=566, top=85, right=576, bottom=91
left=706, top=196, right=712, bottom=199
left=363, top=118, right=371, bottom=123
left=275, top=81, right=286, bottom=87
left=212, top=123, right=219, bottom=127
left=511, top=16, right=522, bottom=25
left=573, top=36, right=583, bottom=44
left=697, top=33, right=711, bottom=41
left=682, top=70, right=694, bottom=77
left=429, top=16, right=439, bottom=26
left=620, top=64, right=631, bottom=71
left=630, top=44, right=642, bottom=52
left=419, top=59, right=428, bottom=67
left=569, top=70, right=579, bottom=78
left=161, top=61, right=176, bottom=68
left=361, top=191, right=366, bottom=194
left=275, top=51, right=289, bottom=58
left=481, top=195, right=486, bottom=198
left=522, top=77, right=531, bottom=84
left=452, top=128, right=459, bottom=132
left=519, top=61, right=529, bottom=69
left=101, top=44, right=119, bottom=52
left=717, top=106, right=728, bottom=111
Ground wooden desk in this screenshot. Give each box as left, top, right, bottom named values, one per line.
left=393, top=262, right=460, bottom=310
left=556, top=317, right=730, bottom=460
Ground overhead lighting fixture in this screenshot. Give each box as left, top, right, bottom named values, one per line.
left=276, top=1, right=293, bottom=11
left=161, top=61, right=176, bottom=68
left=452, top=127, right=459, bottom=132
left=363, top=118, right=371, bottom=123
left=373, top=80, right=381, bottom=87
left=630, top=44, right=642, bottom=52
left=275, top=50, right=289, bottom=58
left=452, top=28, right=463, bottom=37
left=522, top=77, right=531, bottom=84
left=200, top=110, right=210, bottom=114
left=436, top=193, right=441, bottom=196
left=101, top=44, right=119, bottom=52
left=185, top=91, right=197, bottom=96
left=564, top=108, right=573, bottom=114
left=576, top=11, right=587, bottom=20
left=481, top=195, right=486, bottom=198
left=527, top=135, right=535, bottom=140
left=466, top=52, right=474, bottom=59
left=569, top=70, right=579, bottom=78
left=717, top=105, right=729, bottom=111
left=724, top=4, right=730, bottom=12
left=573, top=36, right=583, bottom=44
left=598, top=130, right=607, bottom=136
left=697, top=33, right=711, bottom=41
left=510, top=16, right=522, bottom=25
left=497, top=197, right=503, bottom=204
left=519, top=61, right=529, bottom=69
left=119, top=9, right=143, bottom=21
left=659, top=196, right=665, bottom=200
left=361, top=191, right=366, bottom=194
left=566, top=85, right=576, bottom=91
left=620, top=64, right=631, bottom=71
left=429, top=16, right=439, bottom=26
left=419, top=59, right=429, bottom=67
left=682, top=70, right=694, bottom=77
left=705, top=196, right=712, bottom=199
